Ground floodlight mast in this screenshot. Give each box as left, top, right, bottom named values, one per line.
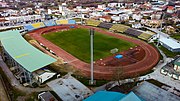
left=157, top=12, right=165, bottom=46
left=90, top=28, right=94, bottom=85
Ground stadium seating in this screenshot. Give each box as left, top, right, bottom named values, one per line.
left=24, top=24, right=35, bottom=31
left=85, top=19, right=101, bottom=27
left=138, top=31, right=155, bottom=41
left=44, top=20, right=56, bottom=26
left=23, top=19, right=154, bottom=42
left=125, top=28, right=142, bottom=37
left=98, top=22, right=113, bottom=29
left=56, top=20, right=68, bottom=25
left=68, top=20, right=76, bottom=24
left=110, top=24, right=130, bottom=33
left=138, top=33, right=152, bottom=41
left=55, top=20, right=61, bottom=25
left=31, top=22, right=45, bottom=29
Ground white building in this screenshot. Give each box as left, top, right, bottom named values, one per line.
left=34, top=69, right=56, bottom=84
left=132, top=14, right=142, bottom=21
left=159, top=37, right=180, bottom=52
left=111, top=14, right=129, bottom=22
left=98, top=4, right=106, bottom=9
left=48, top=9, right=52, bottom=14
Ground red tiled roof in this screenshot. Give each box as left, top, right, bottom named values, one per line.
left=168, top=6, right=174, bottom=10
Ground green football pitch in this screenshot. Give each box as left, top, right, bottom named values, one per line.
left=43, top=28, right=136, bottom=63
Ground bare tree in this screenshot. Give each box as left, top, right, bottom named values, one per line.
left=113, top=67, right=124, bottom=86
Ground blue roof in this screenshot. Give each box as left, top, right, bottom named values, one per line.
left=84, top=91, right=125, bottom=101
left=121, top=92, right=142, bottom=101
left=84, top=91, right=143, bottom=101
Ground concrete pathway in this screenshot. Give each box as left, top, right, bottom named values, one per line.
left=0, top=56, right=20, bottom=86
left=0, top=75, right=10, bottom=101
left=0, top=55, right=51, bottom=94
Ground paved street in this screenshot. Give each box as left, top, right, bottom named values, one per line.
left=140, top=57, right=180, bottom=91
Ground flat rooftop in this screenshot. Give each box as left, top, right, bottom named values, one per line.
left=47, top=75, right=93, bottom=101
left=0, top=30, right=56, bottom=72
left=160, top=37, right=180, bottom=49
left=133, top=81, right=180, bottom=101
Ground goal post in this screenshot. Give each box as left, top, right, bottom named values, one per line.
left=110, top=48, right=119, bottom=54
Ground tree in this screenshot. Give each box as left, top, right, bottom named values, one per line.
left=113, top=67, right=125, bottom=86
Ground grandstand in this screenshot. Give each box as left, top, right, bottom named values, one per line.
left=31, top=22, right=45, bottom=29
left=98, top=22, right=113, bottom=29
left=0, top=30, right=56, bottom=84
left=85, top=19, right=101, bottom=27
left=68, top=20, right=76, bottom=24
left=44, top=20, right=56, bottom=26
left=109, top=24, right=130, bottom=33
left=85, top=19, right=155, bottom=41
left=24, top=24, right=35, bottom=31
left=56, top=19, right=68, bottom=25
left=138, top=31, right=155, bottom=41
left=125, top=28, right=142, bottom=37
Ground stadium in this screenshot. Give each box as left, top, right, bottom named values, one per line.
left=21, top=19, right=160, bottom=80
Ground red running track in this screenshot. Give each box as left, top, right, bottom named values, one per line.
left=28, top=25, right=160, bottom=80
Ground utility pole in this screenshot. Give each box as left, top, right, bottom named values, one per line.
left=90, top=29, right=95, bottom=85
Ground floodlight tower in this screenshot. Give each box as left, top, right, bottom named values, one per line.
left=157, top=12, right=165, bottom=46
left=90, top=28, right=95, bottom=85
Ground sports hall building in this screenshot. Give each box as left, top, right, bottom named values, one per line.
left=0, top=30, right=56, bottom=84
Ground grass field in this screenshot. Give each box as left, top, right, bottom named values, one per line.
left=159, top=45, right=180, bottom=58
left=171, top=34, right=180, bottom=41
left=43, top=28, right=136, bottom=63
